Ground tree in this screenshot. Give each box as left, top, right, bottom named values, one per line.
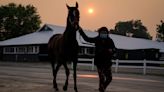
left=111, top=20, right=152, bottom=40
left=0, top=3, right=41, bottom=41
left=156, top=20, right=164, bottom=42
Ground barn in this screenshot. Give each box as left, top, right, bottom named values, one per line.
left=0, top=24, right=164, bottom=61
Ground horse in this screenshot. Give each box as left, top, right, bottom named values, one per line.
left=48, top=2, right=80, bottom=92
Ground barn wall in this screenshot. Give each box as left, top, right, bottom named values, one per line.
left=39, top=44, right=49, bottom=61
left=38, top=45, right=95, bottom=61
left=115, top=49, right=159, bottom=60
left=2, top=45, right=40, bottom=62
left=3, top=54, right=39, bottom=61
left=159, top=52, right=164, bottom=60
left=78, top=46, right=95, bottom=58
left=0, top=44, right=161, bottom=62
left=0, top=47, right=3, bottom=60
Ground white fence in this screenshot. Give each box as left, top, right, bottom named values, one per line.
left=72, top=58, right=95, bottom=70
left=75, top=58, right=164, bottom=75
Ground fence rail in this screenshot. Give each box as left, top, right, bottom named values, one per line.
left=75, top=58, right=164, bottom=75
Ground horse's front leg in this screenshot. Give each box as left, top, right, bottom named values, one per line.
left=73, top=59, right=78, bottom=92
left=63, top=63, right=70, bottom=91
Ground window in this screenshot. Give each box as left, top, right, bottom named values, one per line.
left=78, top=47, right=95, bottom=55
left=34, top=46, right=39, bottom=53
left=79, top=48, right=85, bottom=55
left=86, top=48, right=95, bottom=55
left=3, top=47, right=15, bottom=54
left=17, top=47, right=26, bottom=54
left=27, top=46, right=34, bottom=53
left=3, top=46, right=39, bottom=54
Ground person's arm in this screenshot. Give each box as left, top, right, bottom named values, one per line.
left=108, top=39, right=117, bottom=54
left=108, top=39, right=117, bottom=59
left=111, top=39, right=116, bottom=51
left=78, top=27, right=95, bottom=43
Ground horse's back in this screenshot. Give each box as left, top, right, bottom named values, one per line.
left=48, top=34, right=62, bottom=50
left=48, top=34, right=63, bottom=58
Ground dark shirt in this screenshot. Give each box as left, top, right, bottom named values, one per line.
left=78, top=28, right=116, bottom=67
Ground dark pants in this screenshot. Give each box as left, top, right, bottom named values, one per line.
left=96, top=62, right=112, bottom=92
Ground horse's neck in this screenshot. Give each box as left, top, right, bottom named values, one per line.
left=63, top=23, right=77, bottom=42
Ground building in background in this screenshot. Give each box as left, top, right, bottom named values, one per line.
left=0, top=24, right=164, bottom=61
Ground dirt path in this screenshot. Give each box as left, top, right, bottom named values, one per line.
left=0, top=61, right=164, bottom=92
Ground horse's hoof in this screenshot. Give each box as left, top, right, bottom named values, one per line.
left=55, top=88, right=59, bottom=91
left=74, top=87, right=78, bottom=92
left=99, top=87, right=104, bottom=92
left=53, top=86, right=59, bottom=91
left=63, top=85, right=68, bottom=91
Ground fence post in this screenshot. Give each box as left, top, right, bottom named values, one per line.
left=143, top=59, right=146, bottom=75
left=115, top=59, right=119, bottom=73
left=91, top=58, right=94, bottom=70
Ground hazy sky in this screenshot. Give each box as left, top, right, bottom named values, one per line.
left=1, top=0, right=164, bottom=38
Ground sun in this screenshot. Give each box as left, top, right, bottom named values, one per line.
left=88, top=8, right=94, bottom=14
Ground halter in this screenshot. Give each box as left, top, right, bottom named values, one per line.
left=68, top=10, right=77, bottom=26
left=69, top=10, right=76, bottom=25
left=67, top=2, right=79, bottom=29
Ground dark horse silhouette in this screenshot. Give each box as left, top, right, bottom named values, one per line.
left=48, top=2, right=80, bottom=92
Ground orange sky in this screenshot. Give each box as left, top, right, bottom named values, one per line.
left=1, top=0, right=164, bottom=39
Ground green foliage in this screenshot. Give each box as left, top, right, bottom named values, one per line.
left=0, top=3, right=41, bottom=41
left=111, top=20, right=152, bottom=40
left=156, top=20, right=164, bottom=42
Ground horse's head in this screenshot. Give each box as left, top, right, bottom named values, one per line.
left=66, top=2, right=80, bottom=30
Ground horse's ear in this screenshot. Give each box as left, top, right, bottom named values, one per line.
left=66, top=4, right=70, bottom=9
left=76, top=2, right=78, bottom=8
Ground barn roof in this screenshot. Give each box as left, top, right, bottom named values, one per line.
left=0, top=24, right=93, bottom=47
left=0, top=24, right=164, bottom=52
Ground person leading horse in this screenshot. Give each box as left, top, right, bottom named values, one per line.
left=78, top=27, right=116, bottom=92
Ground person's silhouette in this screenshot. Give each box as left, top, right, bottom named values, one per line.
left=78, top=27, right=116, bottom=92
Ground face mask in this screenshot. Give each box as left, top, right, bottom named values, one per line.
left=100, top=33, right=108, bottom=38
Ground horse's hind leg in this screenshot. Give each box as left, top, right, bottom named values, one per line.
left=63, top=62, right=70, bottom=91
left=52, top=62, right=61, bottom=91
left=51, top=61, right=57, bottom=90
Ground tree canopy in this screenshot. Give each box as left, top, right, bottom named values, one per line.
left=0, top=3, right=41, bottom=41
left=156, top=20, right=164, bottom=42
left=110, top=20, right=152, bottom=40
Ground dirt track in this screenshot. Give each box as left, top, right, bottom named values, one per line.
left=0, top=61, right=164, bottom=92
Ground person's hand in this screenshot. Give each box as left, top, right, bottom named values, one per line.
left=108, top=49, right=113, bottom=53
left=78, top=26, right=82, bottom=30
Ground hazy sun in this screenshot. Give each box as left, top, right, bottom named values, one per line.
left=88, top=8, right=94, bottom=14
